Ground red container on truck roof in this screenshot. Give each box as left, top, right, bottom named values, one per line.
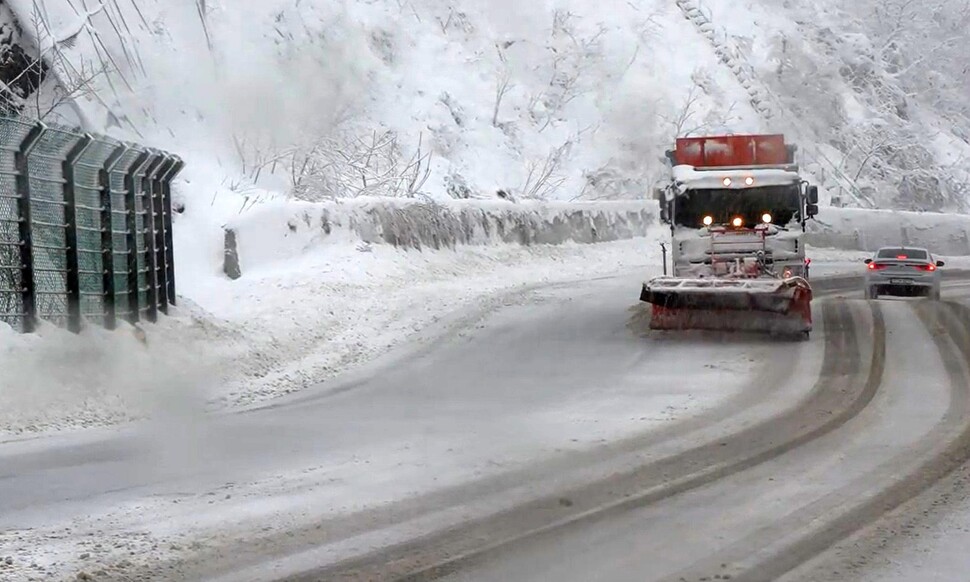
left=674, top=134, right=789, bottom=167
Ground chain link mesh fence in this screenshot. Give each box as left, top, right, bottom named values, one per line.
left=0, top=119, right=33, bottom=329
left=0, top=117, right=183, bottom=333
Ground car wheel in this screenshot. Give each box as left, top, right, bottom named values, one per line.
left=865, top=286, right=878, bottom=300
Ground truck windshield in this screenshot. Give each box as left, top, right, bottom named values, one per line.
left=673, top=185, right=801, bottom=228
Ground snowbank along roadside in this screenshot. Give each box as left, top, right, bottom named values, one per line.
left=808, top=207, right=970, bottom=255
left=7, top=193, right=970, bottom=437
left=0, top=199, right=664, bottom=437
left=226, top=198, right=658, bottom=275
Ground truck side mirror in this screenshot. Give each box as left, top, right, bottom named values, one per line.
left=806, top=203, right=819, bottom=217
left=807, top=186, right=819, bottom=204
left=654, top=188, right=673, bottom=223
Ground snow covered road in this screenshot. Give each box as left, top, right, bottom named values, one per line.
left=273, top=279, right=970, bottom=582
left=5, top=273, right=970, bottom=581
left=0, top=272, right=790, bottom=580
left=433, top=299, right=953, bottom=582
left=367, top=281, right=970, bottom=582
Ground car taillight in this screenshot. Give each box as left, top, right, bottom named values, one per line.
left=915, top=264, right=936, bottom=271
left=868, top=263, right=888, bottom=270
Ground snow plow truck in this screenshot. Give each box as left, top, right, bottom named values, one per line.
left=641, top=134, right=819, bottom=338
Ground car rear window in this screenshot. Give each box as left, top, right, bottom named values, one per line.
left=877, top=248, right=927, bottom=259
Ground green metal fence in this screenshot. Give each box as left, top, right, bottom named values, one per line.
left=0, top=117, right=183, bottom=333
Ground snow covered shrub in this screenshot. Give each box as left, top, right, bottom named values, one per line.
left=524, top=9, right=607, bottom=132
left=580, top=166, right=649, bottom=201
left=444, top=173, right=474, bottom=199
left=289, top=130, right=433, bottom=200
left=0, top=3, right=46, bottom=115
left=518, top=141, right=573, bottom=200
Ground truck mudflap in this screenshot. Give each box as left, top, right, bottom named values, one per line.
left=640, top=276, right=813, bottom=334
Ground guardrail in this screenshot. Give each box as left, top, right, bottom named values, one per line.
left=0, top=117, right=183, bottom=333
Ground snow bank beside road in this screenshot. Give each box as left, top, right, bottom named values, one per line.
left=226, top=198, right=658, bottom=276
left=808, top=208, right=970, bottom=255
left=0, top=234, right=662, bottom=437
left=9, top=194, right=970, bottom=437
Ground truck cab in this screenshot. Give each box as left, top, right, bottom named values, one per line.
left=656, top=134, right=819, bottom=279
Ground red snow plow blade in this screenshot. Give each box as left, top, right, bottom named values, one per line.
left=640, top=276, right=813, bottom=334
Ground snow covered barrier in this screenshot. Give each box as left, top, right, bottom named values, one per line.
left=808, top=207, right=970, bottom=255
left=226, top=198, right=658, bottom=276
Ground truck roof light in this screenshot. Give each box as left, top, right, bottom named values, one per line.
left=703, top=215, right=714, bottom=226
left=722, top=177, right=732, bottom=187
left=731, top=216, right=743, bottom=227
left=745, top=176, right=755, bottom=186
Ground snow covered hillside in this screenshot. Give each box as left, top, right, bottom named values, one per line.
left=6, top=0, right=970, bottom=212
left=10, top=0, right=756, bottom=205
left=697, top=0, right=970, bottom=211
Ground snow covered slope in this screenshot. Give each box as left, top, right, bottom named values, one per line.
left=11, top=0, right=970, bottom=213
left=15, top=0, right=761, bottom=203
left=693, top=0, right=970, bottom=211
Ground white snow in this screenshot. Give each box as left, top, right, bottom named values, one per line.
left=672, top=164, right=801, bottom=190
left=0, top=231, right=663, bottom=437
left=6, top=195, right=970, bottom=437
left=0, top=266, right=795, bottom=582
left=809, top=207, right=970, bottom=256
left=849, top=500, right=970, bottom=582
left=16, top=0, right=770, bottom=203
left=1, top=1, right=970, bottom=580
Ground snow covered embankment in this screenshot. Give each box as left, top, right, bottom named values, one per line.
left=808, top=208, right=970, bottom=256
left=226, top=198, right=658, bottom=275
left=0, top=199, right=661, bottom=437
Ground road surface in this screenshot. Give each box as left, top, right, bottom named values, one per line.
left=3, top=272, right=970, bottom=581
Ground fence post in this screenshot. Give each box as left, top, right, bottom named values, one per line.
left=150, top=155, right=174, bottom=314
left=162, top=158, right=183, bottom=306
left=99, top=144, right=128, bottom=330
left=141, top=153, right=165, bottom=323
left=15, top=123, right=46, bottom=333
left=62, top=134, right=94, bottom=333
left=124, top=150, right=150, bottom=323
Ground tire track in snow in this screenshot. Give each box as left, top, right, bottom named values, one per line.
left=762, top=299, right=970, bottom=582
left=277, top=299, right=883, bottom=581
left=129, top=278, right=809, bottom=582
left=652, top=299, right=970, bottom=582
